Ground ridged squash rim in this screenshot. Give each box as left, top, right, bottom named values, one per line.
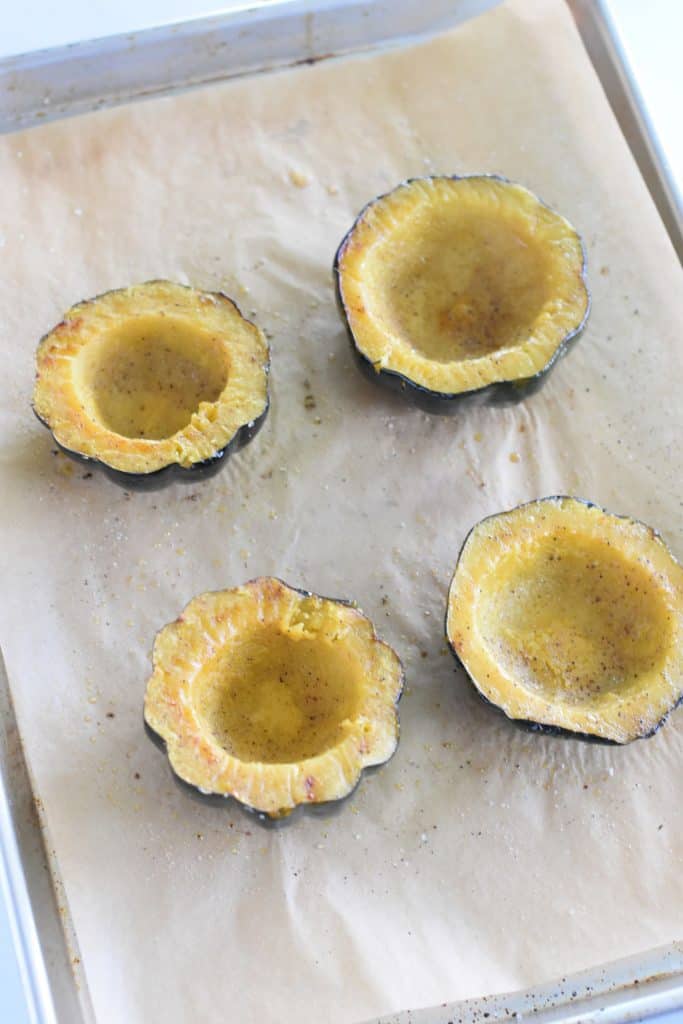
left=334, top=175, right=590, bottom=409
left=33, top=279, right=270, bottom=483
left=144, top=577, right=404, bottom=820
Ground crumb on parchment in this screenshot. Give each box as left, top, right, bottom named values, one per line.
left=288, top=169, right=310, bottom=188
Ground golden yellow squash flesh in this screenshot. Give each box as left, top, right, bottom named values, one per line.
left=336, top=176, right=589, bottom=401
left=144, top=578, right=404, bottom=818
left=81, top=315, right=229, bottom=441
left=33, top=280, right=269, bottom=480
left=446, top=498, right=683, bottom=743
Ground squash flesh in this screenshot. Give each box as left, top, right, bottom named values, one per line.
left=33, top=280, right=268, bottom=474
left=362, top=206, right=550, bottom=363
left=337, top=177, right=589, bottom=395
left=74, top=315, right=230, bottom=440
left=144, top=579, right=403, bottom=817
left=447, top=498, right=683, bottom=742
left=194, top=628, right=364, bottom=764
left=477, top=535, right=672, bottom=708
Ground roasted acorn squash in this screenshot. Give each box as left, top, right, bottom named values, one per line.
left=446, top=498, right=683, bottom=743
left=33, top=280, right=269, bottom=486
left=144, top=578, right=404, bottom=819
left=335, top=176, right=589, bottom=410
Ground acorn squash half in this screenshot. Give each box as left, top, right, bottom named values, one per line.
left=446, top=498, right=683, bottom=743
left=335, top=176, right=589, bottom=410
left=144, top=578, right=404, bottom=819
left=33, top=280, right=269, bottom=486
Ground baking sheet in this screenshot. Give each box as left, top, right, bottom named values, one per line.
left=371, top=942, right=683, bottom=1024
left=0, top=0, right=682, bottom=1021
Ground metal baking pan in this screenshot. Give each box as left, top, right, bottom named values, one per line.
left=0, top=2, right=681, bottom=1021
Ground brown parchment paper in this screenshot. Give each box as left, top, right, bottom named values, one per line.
left=1, top=1, right=682, bottom=1021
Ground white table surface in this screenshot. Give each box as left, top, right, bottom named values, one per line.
left=0, top=891, right=31, bottom=1024
left=0, top=2, right=681, bottom=1022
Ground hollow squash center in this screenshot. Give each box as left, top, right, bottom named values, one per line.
left=193, top=627, right=362, bottom=763
left=478, top=535, right=672, bottom=704
left=364, top=209, right=550, bottom=362
left=77, top=315, right=229, bottom=439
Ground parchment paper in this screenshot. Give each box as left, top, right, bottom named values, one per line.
left=1, top=1, right=682, bottom=1022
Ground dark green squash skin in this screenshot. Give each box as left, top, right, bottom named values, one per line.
left=144, top=581, right=404, bottom=827
left=445, top=496, right=682, bottom=745
left=33, top=280, right=270, bottom=490
left=334, top=175, right=591, bottom=415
